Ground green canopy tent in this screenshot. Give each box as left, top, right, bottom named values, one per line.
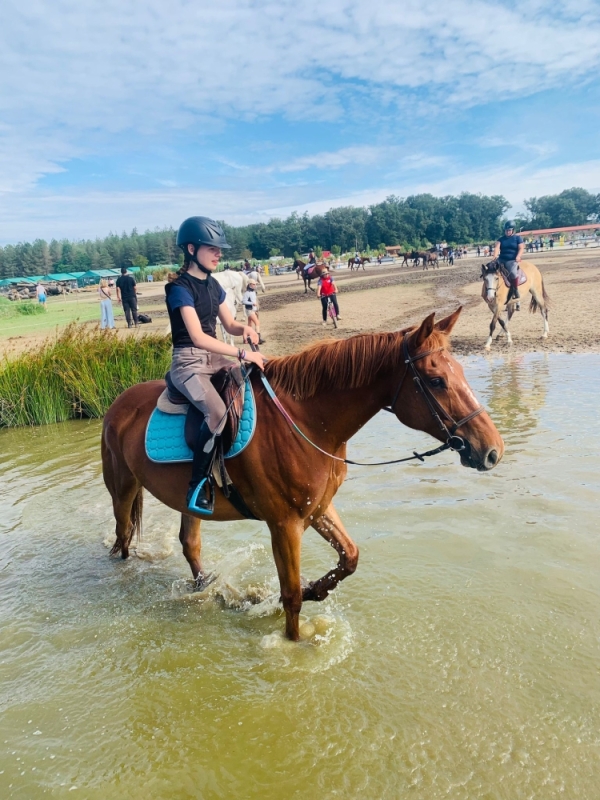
left=42, top=272, right=79, bottom=282
left=79, top=269, right=120, bottom=286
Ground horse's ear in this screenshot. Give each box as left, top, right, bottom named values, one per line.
left=414, top=312, right=436, bottom=347
left=481, top=264, right=486, bottom=278
left=434, top=306, right=462, bottom=335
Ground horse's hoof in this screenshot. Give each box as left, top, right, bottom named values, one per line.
left=194, top=571, right=217, bottom=592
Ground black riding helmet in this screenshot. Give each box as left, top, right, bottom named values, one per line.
left=176, top=217, right=231, bottom=250
left=504, top=220, right=516, bottom=231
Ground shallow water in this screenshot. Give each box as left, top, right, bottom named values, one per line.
left=1, top=354, right=599, bottom=799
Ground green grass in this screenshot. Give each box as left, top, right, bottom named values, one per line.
left=0, top=295, right=118, bottom=339
left=0, top=324, right=172, bottom=427
left=0, top=296, right=46, bottom=319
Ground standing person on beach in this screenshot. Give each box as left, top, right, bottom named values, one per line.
left=116, top=267, right=139, bottom=328
left=36, top=282, right=47, bottom=311
left=316, top=267, right=341, bottom=326
left=242, top=280, right=265, bottom=344
left=166, top=216, right=264, bottom=515
left=98, top=279, right=115, bottom=329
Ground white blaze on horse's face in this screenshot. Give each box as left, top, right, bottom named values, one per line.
left=442, top=354, right=480, bottom=407
left=483, top=271, right=498, bottom=302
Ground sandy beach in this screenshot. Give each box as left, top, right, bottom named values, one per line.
left=2, top=247, right=599, bottom=359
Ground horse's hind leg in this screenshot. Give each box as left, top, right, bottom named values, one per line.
left=303, top=504, right=359, bottom=603
left=532, top=291, right=550, bottom=338
left=541, top=304, right=549, bottom=338
left=102, top=434, right=142, bottom=560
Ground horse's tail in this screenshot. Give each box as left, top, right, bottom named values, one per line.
left=130, top=488, right=144, bottom=544
left=529, top=275, right=550, bottom=314
left=542, top=278, right=550, bottom=307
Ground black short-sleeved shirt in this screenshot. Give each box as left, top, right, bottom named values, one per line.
left=497, top=234, right=523, bottom=262
left=165, top=271, right=226, bottom=347
left=116, top=274, right=137, bottom=299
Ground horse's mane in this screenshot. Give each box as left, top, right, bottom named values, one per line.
left=263, top=328, right=450, bottom=400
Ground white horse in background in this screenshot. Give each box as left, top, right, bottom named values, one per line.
left=214, top=270, right=250, bottom=344
left=245, top=269, right=266, bottom=293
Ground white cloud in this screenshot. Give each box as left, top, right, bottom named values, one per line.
left=1, top=0, right=600, bottom=239
left=278, top=146, right=385, bottom=172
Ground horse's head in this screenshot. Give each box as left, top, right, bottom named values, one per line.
left=481, top=260, right=500, bottom=303
left=394, top=308, right=504, bottom=471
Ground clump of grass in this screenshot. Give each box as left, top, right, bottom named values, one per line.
left=16, top=302, right=46, bottom=316
left=0, top=296, right=45, bottom=319
left=0, top=324, right=172, bottom=427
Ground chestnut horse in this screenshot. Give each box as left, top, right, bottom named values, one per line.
left=102, top=308, right=504, bottom=640
left=481, top=259, right=550, bottom=350
left=348, top=256, right=371, bottom=271
left=293, top=259, right=326, bottom=293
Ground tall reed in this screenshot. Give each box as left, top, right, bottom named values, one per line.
left=0, top=324, right=172, bottom=427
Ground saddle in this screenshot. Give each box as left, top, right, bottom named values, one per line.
left=497, top=263, right=527, bottom=288
left=160, top=365, right=246, bottom=454
left=147, top=365, right=258, bottom=519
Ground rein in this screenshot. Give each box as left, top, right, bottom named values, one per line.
left=257, top=335, right=485, bottom=467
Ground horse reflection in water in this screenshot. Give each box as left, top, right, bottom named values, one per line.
left=486, top=354, right=549, bottom=439
left=102, top=308, right=504, bottom=640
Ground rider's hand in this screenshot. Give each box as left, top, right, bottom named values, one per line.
left=245, top=350, right=266, bottom=371
left=243, top=326, right=259, bottom=345
left=516, top=255, right=521, bottom=262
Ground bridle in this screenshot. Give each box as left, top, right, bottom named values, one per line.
left=383, top=335, right=485, bottom=456
left=482, top=260, right=504, bottom=302
left=255, top=334, right=486, bottom=467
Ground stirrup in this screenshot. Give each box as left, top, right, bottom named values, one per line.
left=186, top=478, right=215, bottom=515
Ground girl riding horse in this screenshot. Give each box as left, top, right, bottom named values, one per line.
left=166, top=216, right=265, bottom=515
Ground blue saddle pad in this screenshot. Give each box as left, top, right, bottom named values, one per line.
left=145, top=378, right=256, bottom=463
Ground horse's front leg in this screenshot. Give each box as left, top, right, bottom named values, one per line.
left=303, top=504, right=359, bottom=603
left=179, top=513, right=211, bottom=587
left=269, top=519, right=304, bottom=641
left=485, top=305, right=499, bottom=350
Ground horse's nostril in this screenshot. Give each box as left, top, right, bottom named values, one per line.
left=486, top=448, right=499, bottom=467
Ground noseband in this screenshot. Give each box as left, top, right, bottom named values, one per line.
left=385, top=336, right=485, bottom=453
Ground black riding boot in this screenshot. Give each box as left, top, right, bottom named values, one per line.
left=186, top=421, right=219, bottom=515
left=511, top=278, right=521, bottom=310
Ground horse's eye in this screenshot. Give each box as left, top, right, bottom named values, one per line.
left=429, top=377, right=445, bottom=389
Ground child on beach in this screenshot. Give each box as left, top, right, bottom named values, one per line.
left=242, top=280, right=265, bottom=344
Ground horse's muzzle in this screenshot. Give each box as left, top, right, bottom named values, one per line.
left=459, top=439, right=500, bottom=471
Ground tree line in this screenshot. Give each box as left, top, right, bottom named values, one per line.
left=1, top=188, right=598, bottom=278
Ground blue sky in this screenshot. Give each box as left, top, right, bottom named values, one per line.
left=1, top=0, right=600, bottom=244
